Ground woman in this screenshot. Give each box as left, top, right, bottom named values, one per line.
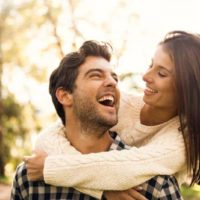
left=27, top=31, right=200, bottom=197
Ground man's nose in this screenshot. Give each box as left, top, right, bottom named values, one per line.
left=104, top=75, right=118, bottom=87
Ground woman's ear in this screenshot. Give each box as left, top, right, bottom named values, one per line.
left=55, top=87, right=73, bottom=106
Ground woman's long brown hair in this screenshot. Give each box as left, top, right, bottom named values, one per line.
left=160, top=31, right=200, bottom=185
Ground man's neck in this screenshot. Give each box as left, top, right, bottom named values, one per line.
left=64, top=124, right=113, bottom=154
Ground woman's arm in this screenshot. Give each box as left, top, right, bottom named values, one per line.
left=44, top=129, right=186, bottom=190
left=33, top=122, right=103, bottom=199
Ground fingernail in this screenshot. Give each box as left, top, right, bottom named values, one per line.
left=136, top=186, right=143, bottom=190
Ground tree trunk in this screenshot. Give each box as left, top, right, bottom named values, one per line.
left=0, top=19, right=5, bottom=176
left=0, top=129, right=5, bottom=176
left=0, top=74, right=4, bottom=176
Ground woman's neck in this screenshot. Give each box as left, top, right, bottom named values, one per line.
left=140, top=104, right=177, bottom=126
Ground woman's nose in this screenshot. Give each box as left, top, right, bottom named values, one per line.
left=142, top=70, right=153, bottom=83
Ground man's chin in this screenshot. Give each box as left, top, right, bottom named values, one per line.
left=94, top=114, right=118, bottom=129
left=105, top=119, right=118, bottom=128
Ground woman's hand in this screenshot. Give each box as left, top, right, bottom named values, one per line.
left=23, top=150, right=47, bottom=181
left=103, top=187, right=147, bottom=200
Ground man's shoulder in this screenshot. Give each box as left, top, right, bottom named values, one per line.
left=13, top=162, right=28, bottom=184
left=15, top=163, right=26, bottom=177
left=34, top=121, right=66, bottom=152
left=37, top=121, right=64, bottom=139
left=141, top=175, right=182, bottom=199
left=109, top=131, right=131, bottom=150
left=12, top=163, right=97, bottom=200
left=11, top=162, right=30, bottom=200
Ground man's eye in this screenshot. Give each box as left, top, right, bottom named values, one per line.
left=91, top=73, right=101, bottom=78
left=113, top=77, right=118, bottom=82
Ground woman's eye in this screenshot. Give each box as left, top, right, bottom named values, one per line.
left=158, top=71, right=167, bottom=77
left=148, top=63, right=153, bottom=69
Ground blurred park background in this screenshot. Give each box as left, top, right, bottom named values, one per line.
left=0, top=0, right=200, bottom=199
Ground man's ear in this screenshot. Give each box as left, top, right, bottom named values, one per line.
left=55, top=87, right=73, bottom=106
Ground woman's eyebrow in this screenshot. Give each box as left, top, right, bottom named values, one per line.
left=158, top=66, right=173, bottom=73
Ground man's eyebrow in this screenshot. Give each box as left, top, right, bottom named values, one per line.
left=84, top=68, right=103, bottom=76
left=84, top=68, right=118, bottom=78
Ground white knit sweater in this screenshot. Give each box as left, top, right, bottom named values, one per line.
left=35, top=93, right=187, bottom=199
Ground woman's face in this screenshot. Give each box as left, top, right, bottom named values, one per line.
left=142, top=45, right=177, bottom=112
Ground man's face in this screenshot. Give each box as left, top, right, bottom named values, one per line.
left=72, top=56, right=120, bottom=130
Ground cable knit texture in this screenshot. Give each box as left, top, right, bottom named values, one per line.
left=35, top=93, right=187, bottom=199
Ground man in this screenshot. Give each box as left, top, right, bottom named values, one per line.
left=11, top=40, right=182, bottom=200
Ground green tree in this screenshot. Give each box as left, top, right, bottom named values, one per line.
left=0, top=0, right=45, bottom=176
left=0, top=0, right=142, bottom=176
left=0, top=1, right=10, bottom=176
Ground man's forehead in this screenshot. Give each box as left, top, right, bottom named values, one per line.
left=79, top=56, right=116, bottom=74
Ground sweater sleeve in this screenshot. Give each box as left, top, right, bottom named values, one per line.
left=34, top=123, right=104, bottom=199
left=44, top=129, right=186, bottom=190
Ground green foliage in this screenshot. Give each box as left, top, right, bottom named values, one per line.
left=0, top=0, right=142, bottom=177
left=0, top=175, right=10, bottom=184
left=1, top=92, right=33, bottom=172
left=0, top=0, right=56, bottom=176
left=27, top=64, right=48, bottom=83
left=181, top=184, right=200, bottom=199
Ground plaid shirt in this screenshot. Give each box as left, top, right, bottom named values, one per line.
left=11, top=132, right=183, bottom=200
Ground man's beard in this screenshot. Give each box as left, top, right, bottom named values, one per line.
left=73, top=93, right=118, bottom=134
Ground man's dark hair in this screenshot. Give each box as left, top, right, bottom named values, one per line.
left=49, top=40, right=112, bottom=125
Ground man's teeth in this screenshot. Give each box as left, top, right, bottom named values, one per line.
left=146, top=87, right=158, bottom=93
left=98, top=95, right=114, bottom=103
